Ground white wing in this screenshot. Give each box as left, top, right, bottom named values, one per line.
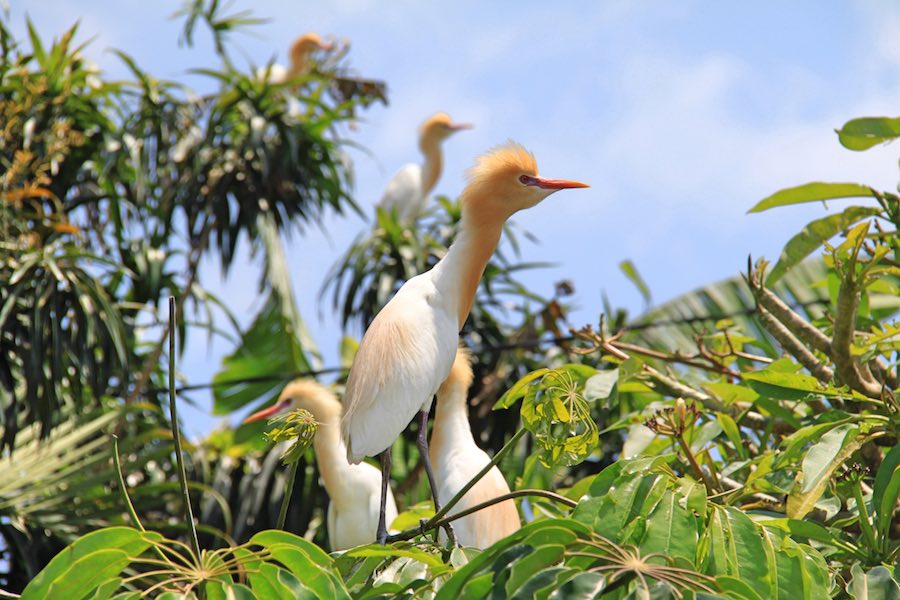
left=341, top=274, right=458, bottom=462
left=377, top=163, right=425, bottom=222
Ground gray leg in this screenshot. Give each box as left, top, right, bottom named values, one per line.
left=376, top=448, right=392, bottom=545
left=417, top=409, right=458, bottom=546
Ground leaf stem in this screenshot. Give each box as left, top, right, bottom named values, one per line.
left=277, top=460, right=300, bottom=531
left=675, top=434, right=718, bottom=495
left=852, top=482, right=878, bottom=553
left=167, top=296, right=201, bottom=559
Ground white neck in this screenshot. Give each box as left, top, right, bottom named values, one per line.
left=431, top=382, right=476, bottom=456
left=311, top=416, right=359, bottom=504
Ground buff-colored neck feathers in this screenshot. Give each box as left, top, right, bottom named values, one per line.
left=438, top=347, right=474, bottom=398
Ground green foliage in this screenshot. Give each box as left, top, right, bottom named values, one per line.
left=264, top=408, right=317, bottom=464
left=9, top=4, right=900, bottom=597
left=497, top=365, right=601, bottom=468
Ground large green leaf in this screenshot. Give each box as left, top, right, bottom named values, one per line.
left=247, top=530, right=350, bottom=600
left=847, top=564, right=900, bottom=600
left=705, top=507, right=829, bottom=600
left=837, top=116, right=900, bottom=150
left=766, top=206, right=881, bottom=284
left=872, top=443, right=900, bottom=543
left=21, top=527, right=159, bottom=600
left=787, top=424, right=864, bottom=519
left=748, top=182, right=876, bottom=213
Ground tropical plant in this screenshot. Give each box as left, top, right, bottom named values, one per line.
left=5, top=0, right=900, bottom=597
left=0, top=0, right=383, bottom=590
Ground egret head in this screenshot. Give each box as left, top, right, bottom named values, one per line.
left=461, top=142, right=588, bottom=222
left=438, top=346, right=474, bottom=400
left=419, top=112, right=472, bottom=150
left=288, top=33, right=334, bottom=75
left=243, top=379, right=339, bottom=424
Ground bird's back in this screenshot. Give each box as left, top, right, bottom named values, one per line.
left=378, top=163, right=425, bottom=222
left=341, top=275, right=458, bottom=463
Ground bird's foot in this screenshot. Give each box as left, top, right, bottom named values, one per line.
left=376, top=525, right=388, bottom=545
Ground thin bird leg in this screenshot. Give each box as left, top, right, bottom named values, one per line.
left=376, top=448, right=392, bottom=545
left=417, top=408, right=458, bottom=546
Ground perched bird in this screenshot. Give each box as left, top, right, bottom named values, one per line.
left=259, top=33, right=334, bottom=84
left=341, top=142, right=588, bottom=544
left=431, top=347, right=520, bottom=548
left=244, top=380, right=398, bottom=551
left=377, top=113, right=472, bottom=223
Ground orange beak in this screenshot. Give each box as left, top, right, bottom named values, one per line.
left=243, top=402, right=286, bottom=424
left=527, top=176, right=590, bottom=190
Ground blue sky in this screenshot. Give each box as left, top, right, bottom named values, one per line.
left=10, top=1, right=900, bottom=437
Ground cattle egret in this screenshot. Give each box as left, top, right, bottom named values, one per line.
left=377, top=113, right=472, bottom=223
left=259, top=33, right=333, bottom=84
left=341, top=142, right=588, bottom=544
left=244, top=380, right=398, bottom=551
left=431, top=347, right=520, bottom=548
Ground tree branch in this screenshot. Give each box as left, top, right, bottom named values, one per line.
left=386, top=488, right=577, bottom=544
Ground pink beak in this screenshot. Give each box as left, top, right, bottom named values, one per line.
left=525, top=175, right=590, bottom=190
left=449, top=122, right=473, bottom=131
left=243, top=402, right=286, bottom=424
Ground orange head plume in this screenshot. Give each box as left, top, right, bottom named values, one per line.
left=461, top=141, right=588, bottom=220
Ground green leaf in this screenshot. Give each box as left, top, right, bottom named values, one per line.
left=744, top=367, right=854, bottom=400
left=548, top=571, right=606, bottom=599
left=347, top=544, right=445, bottom=569
left=787, top=424, right=864, bottom=519
left=204, top=581, right=256, bottom=600
left=766, top=206, right=880, bottom=284
left=848, top=564, right=900, bottom=600
left=619, top=259, right=651, bottom=306
left=495, top=368, right=550, bottom=410
left=248, top=530, right=350, bottom=600
left=584, top=369, right=618, bottom=401
left=716, top=414, right=746, bottom=460
left=837, top=116, right=900, bottom=150
left=748, top=182, right=876, bottom=213
left=715, top=576, right=765, bottom=600
left=639, top=488, right=701, bottom=563
left=872, top=444, right=900, bottom=542
left=22, top=527, right=157, bottom=600
left=705, top=507, right=830, bottom=600
left=759, top=518, right=846, bottom=549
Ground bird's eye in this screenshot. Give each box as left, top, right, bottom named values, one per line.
left=519, top=175, right=530, bottom=185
